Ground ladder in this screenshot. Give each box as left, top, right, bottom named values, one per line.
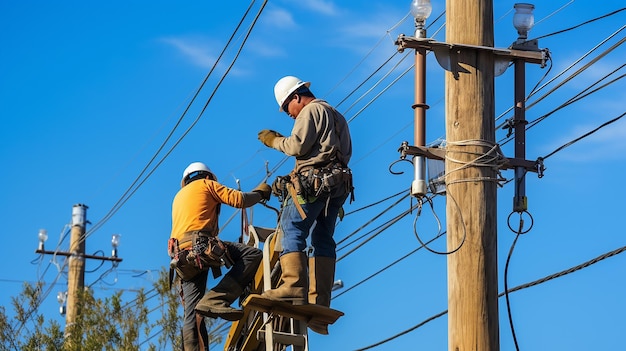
left=224, top=225, right=343, bottom=351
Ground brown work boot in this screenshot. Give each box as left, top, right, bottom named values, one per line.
left=308, top=256, right=336, bottom=335
left=195, top=276, right=244, bottom=321
left=260, top=252, right=307, bottom=305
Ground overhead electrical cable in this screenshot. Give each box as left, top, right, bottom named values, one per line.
left=339, top=12, right=446, bottom=120
left=335, top=51, right=401, bottom=109
left=325, top=9, right=444, bottom=104
left=523, top=26, right=624, bottom=107
left=533, top=0, right=575, bottom=27
left=22, top=0, right=266, bottom=324
left=353, top=243, right=626, bottom=350
left=541, top=112, right=625, bottom=161
left=495, top=24, right=625, bottom=128
left=531, top=7, right=626, bottom=41
left=336, top=192, right=411, bottom=249
left=337, top=203, right=420, bottom=262
left=344, top=52, right=412, bottom=117
left=85, top=0, right=268, bottom=239
left=347, top=64, right=413, bottom=124
left=499, top=62, right=625, bottom=146
left=522, top=39, right=625, bottom=117
left=525, top=69, right=625, bottom=131
left=342, top=188, right=408, bottom=217
left=251, top=13, right=446, bottom=187
left=333, top=230, right=446, bottom=300
left=325, top=12, right=411, bottom=100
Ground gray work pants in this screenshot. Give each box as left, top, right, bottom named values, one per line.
left=179, top=241, right=262, bottom=350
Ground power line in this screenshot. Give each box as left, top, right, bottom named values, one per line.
left=325, top=12, right=411, bottom=101
left=532, top=7, right=626, bottom=41
left=533, top=0, right=575, bottom=27
left=353, top=243, right=626, bottom=350
left=86, top=0, right=267, bottom=238
left=497, top=33, right=625, bottom=136
left=526, top=70, right=625, bottom=131
left=541, top=111, right=625, bottom=160
left=342, top=188, right=408, bottom=217
left=336, top=192, right=410, bottom=249
left=333, top=230, right=446, bottom=300
left=337, top=203, right=419, bottom=262
left=17, top=2, right=270, bottom=332
left=342, top=6, right=624, bottom=351
left=29, top=4, right=624, bottom=350
left=499, top=59, right=625, bottom=146
left=496, top=25, right=625, bottom=128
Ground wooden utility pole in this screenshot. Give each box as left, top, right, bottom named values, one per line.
left=34, top=203, right=123, bottom=345
left=65, top=203, right=87, bottom=336
left=445, top=0, right=499, bottom=350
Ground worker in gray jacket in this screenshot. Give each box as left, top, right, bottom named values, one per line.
left=257, top=75, right=353, bottom=334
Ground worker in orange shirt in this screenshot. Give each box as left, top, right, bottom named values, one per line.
left=170, top=162, right=270, bottom=351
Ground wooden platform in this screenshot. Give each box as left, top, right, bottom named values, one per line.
left=243, top=295, right=344, bottom=326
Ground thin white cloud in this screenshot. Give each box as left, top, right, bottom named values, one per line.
left=262, top=8, right=296, bottom=29
left=336, top=6, right=411, bottom=41
left=247, top=41, right=286, bottom=58
left=160, top=36, right=216, bottom=69
left=301, top=0, right=339, bottom=16
left=543, top=118, right=626, bottom=162
left=159, top=35, right=251, bottom=78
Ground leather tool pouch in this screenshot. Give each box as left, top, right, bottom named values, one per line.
left=173, top=232, right=233, bottom=280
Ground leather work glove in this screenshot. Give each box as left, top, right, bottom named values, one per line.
left=258, top=129, right=282, bottom=148
left=252, top=183, right=272, bottom=201
left=271, top=176, right=288, bottom=197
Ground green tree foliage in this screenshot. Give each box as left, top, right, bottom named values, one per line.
left=0, top=268, right=228, bottom=351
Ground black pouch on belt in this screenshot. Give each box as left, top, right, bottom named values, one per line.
left=194, top=234, right=234, bottom=279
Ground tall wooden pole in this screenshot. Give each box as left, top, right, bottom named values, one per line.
left=445, top=0, right=499, bottom=350
left=65, top=204, right=87, bottom=337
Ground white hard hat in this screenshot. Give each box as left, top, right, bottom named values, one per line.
left=274, top=76, right=310, bottom=111
left=182, top=162, right=215, bottom=186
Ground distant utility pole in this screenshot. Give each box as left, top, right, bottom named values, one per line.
left=445, top=1, right=499, bottom=350
left=66, top=203, right=87, bottom=334
left=35, top=203, right=122, bottom=340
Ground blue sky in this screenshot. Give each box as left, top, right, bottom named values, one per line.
left=1, top=1, right=625, bottom=350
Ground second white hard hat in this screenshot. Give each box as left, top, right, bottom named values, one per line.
left=274, top=76, right=310, bottom=111
left=182, top=162, right=215, bottom=185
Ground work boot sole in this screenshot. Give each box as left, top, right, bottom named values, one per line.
left=259, top=294, right=307, bottom=305
left=308, top=321, right=329, bottom=335
left=196, top=306, right=244, bottom=321
left=260, top=290, right=307, bottom=305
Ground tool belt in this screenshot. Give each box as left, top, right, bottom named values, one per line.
left=269, top=163, right=354, bottom=223
left=301, top=162, right=353, bottom=199
left=273, top=162, right=354, bottom=202
left=168, top=230, right=234, bottom=283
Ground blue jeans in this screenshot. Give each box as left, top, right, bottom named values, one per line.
left=280, top=192, right=348, bottom=258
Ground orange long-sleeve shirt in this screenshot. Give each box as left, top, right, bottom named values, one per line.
left=170, top=178, right=245, bottom=249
